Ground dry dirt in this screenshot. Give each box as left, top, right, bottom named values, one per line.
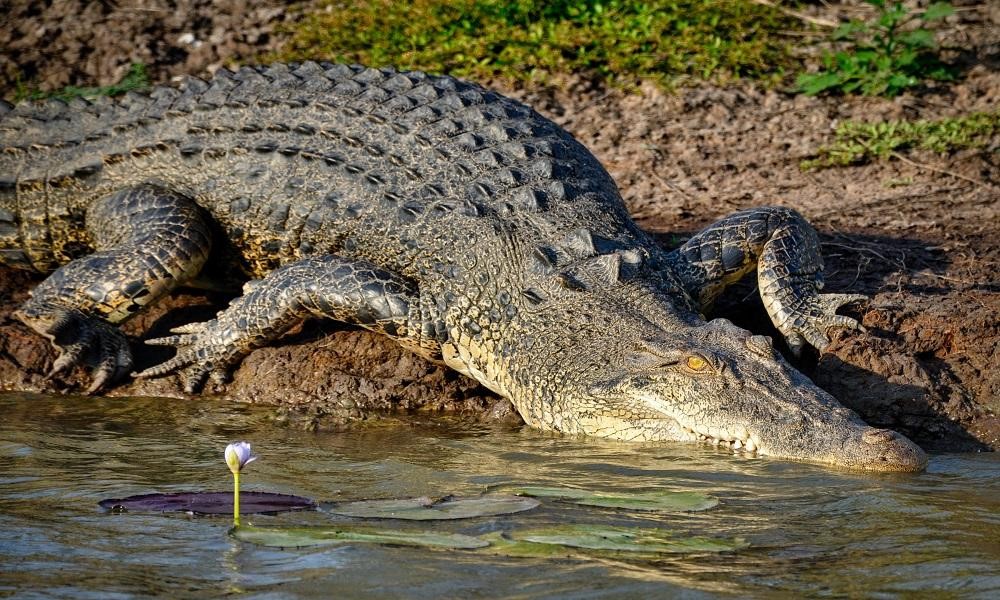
left=0, top=1, right=997, bottom=451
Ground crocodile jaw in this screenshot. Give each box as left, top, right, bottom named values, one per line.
left=635, top=386, right=928, bottom=473
left=680, top=418, right=926, bottom=472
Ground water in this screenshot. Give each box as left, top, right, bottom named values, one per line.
left=0, top=392, right=997, bottom=599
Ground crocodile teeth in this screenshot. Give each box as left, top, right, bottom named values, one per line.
left=688, top=428, right=760, bottom=456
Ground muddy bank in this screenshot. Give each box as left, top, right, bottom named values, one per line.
left=0, top=0, right=295, bottom=92
left=1, top=0, right=997, bottom=450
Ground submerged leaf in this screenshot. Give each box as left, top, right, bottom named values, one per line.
left=510, top=486, right=718, bottom=512
left=233, top=525, right=489, bottom=549
left=324, top=494, right=540, bottom=520
left=477, top=532, right=581, bottom=558
left=512, top=525, right=748, bottom=554
left=99, top=491, right=315, bottom=515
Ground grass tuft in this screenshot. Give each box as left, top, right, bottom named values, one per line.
left=277, top=0, right=801, bottom=87
left=803, top=111, right=1000, bottom=169
left=13, top=64, right=150, bottom=103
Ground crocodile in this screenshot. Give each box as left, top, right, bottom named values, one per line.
left=0, top=62, right=926, bottom=472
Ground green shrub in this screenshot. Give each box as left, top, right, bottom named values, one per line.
left=279, top=0, right=800, bottom=87
left=796, top=0, right=955, bottom=97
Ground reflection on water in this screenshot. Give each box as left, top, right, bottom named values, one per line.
left=0, top=392, right=998, bottom=598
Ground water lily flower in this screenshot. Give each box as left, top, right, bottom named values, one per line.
left=225, top=441, right=257, bottom=527
left=225, top=441, right=258, bottom=475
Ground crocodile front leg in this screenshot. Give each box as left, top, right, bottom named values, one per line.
left=665, top=206, right=866, bottom=356
left=134, top=255, right=419, bottom=392
left=14, top=184, right=212, bottom=392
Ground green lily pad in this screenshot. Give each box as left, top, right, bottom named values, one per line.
left=232, top=525, right=489, bottom=550
left=323, top=494, right=540, bottom=520
left=511, top=525, right=748, bottom=555
left=510, top=486, right=718, bottom=512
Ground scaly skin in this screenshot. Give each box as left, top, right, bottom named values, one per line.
left=0, top=62, right=926, bottom=472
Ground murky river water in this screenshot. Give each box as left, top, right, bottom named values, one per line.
left=0, top=391, right=997, bottom=598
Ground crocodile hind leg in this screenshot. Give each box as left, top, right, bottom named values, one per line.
left=14, top=184, right=212, bottom=392
left=134, top=255, right=419, bottom=392
left=664, top=206, right=866, bottom=356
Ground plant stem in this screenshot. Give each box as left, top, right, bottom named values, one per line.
left=233, top=472, right=241, bottom=527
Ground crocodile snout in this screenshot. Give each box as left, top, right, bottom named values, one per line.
left=863, top=427, right=928, bottom=472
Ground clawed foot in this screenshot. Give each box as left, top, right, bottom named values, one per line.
left=134, top=318, right=246, bottom=393
left=776, top=293, right=868, bottom=357
left=14, top=305, right=133, bottom=393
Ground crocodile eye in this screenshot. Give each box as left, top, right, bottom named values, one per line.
left=685, top=355, right=710, bottom=372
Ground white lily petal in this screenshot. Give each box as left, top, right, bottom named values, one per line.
left=225, top=441, right=258, bottom=474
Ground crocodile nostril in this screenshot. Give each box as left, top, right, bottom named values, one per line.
left=863, top=428, right=896, bottom=444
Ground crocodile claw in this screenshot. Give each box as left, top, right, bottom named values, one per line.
left=134, top=321, right=244, bottom=393
left=778, top=293, right=868, bottom=357
left=15, top=306, right=134, bottom=393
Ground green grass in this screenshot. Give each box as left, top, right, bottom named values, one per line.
left=11, top=63, right=150, bottom=103
left=278, top=0, right=802, bottom=87
left=803, top=111, right=1000, bottom=169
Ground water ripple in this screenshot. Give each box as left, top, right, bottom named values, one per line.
left=0, top=392, right=997, bottom=597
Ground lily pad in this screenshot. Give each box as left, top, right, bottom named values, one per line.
left=99, top=492, right=315, bottom=515
left=510, top=486, right=718, bottom=512
left=323, top=494, right=540, bottom=520
left=232, top=525, right=489, bottom=549
left=510, top=525, right=748, bottom=555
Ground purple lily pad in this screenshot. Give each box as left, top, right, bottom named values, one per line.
left=99, top=491, right=316, bottom=515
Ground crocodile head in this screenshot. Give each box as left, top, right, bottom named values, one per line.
left=571, top=316, right=927, bottom=472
